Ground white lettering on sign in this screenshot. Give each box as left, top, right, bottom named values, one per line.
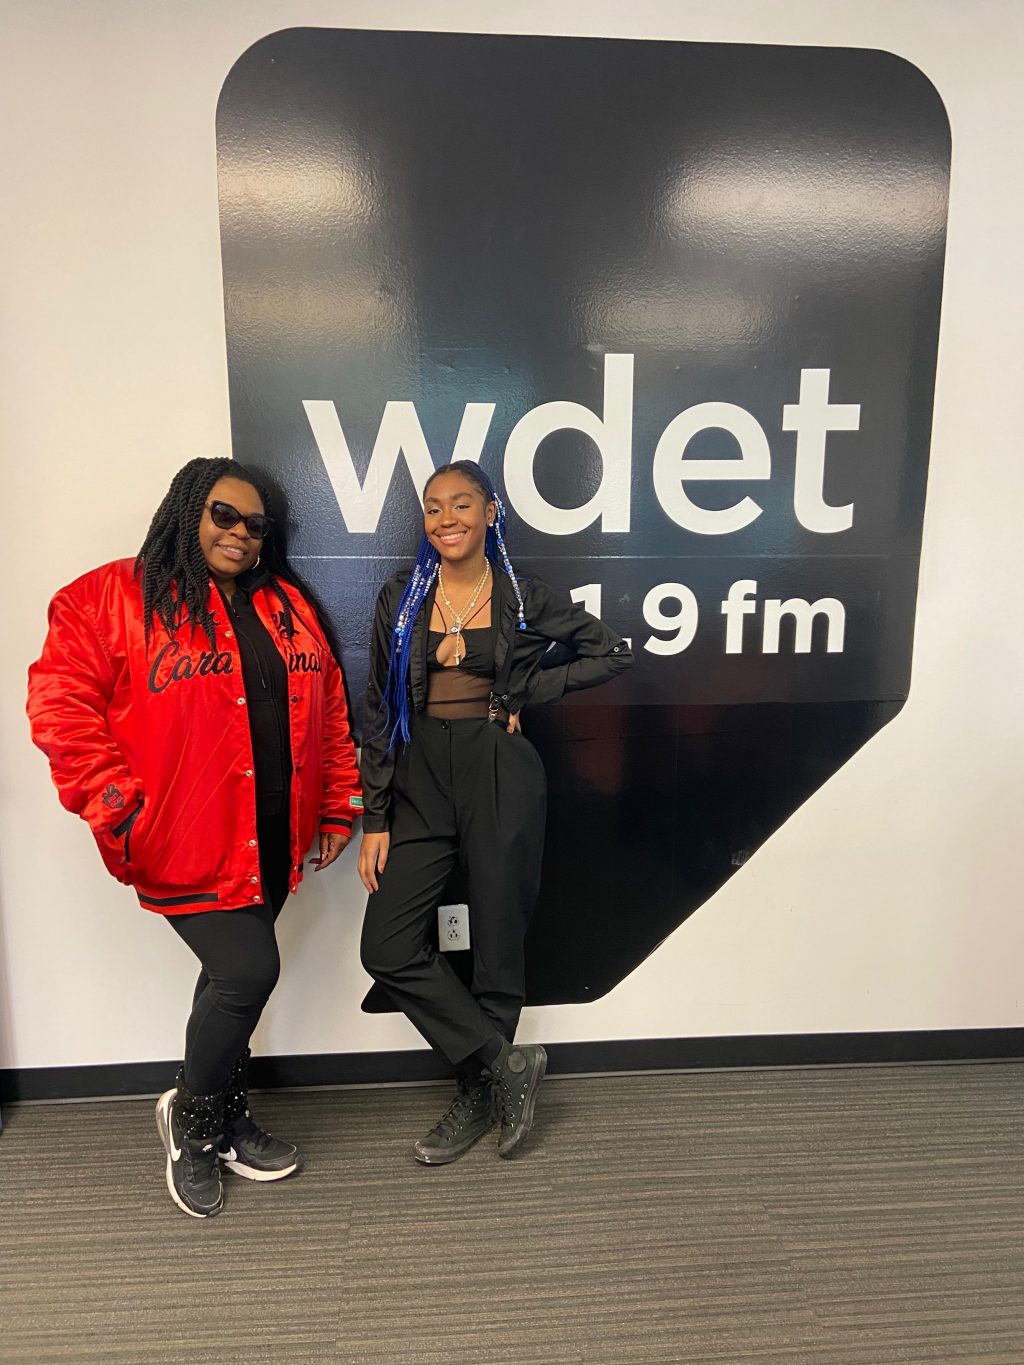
left=653, top=403, right=770, bottom=535
left=304, top=358, right=860, bottom=536
left=303, top=398, right=495, bottom=533
left=720, top=579, right=846, bottom=654
left=568, top=578, right=847, bottom=656
left=641, top=583, right=700, bottom=655
left=782, top=368, right=861, bottom=533
left=722, top=579, right=760, bottom=655
left=503, top=352, right=633, bottom=533
left=761, top=596, right=846, bottom=653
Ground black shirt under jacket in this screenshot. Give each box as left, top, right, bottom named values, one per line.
left=359, top=565, right=633, bottom=834
left=219, top=574, right=293, bottom=818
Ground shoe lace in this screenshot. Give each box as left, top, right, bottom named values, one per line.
left=231, top=1111, right=275, bottom=1154
left=490, top=1075, right=517, bottom=1130
left=429, top=1086, right=488, bottom=1140
left=184, top=1138, right=220, bottom=1184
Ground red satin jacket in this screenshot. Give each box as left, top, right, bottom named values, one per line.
left=26, top=559, right=362, bottom=915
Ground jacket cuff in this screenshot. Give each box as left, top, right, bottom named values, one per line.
left=361, top=813, right=389, bottom=834
left=319, top=814, right=354, bottom=835
left=525, top=664, right=568, bottom=708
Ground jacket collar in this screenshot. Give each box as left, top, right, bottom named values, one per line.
left=409, top=573, right=439, bottom=702
left=491, top=565, right=517, bottom=678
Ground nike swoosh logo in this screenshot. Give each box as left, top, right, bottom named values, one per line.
left=219, top=1146, right=237, bottom=1162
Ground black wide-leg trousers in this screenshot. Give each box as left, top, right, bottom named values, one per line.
left=360, top=715, right=547, bottom=1067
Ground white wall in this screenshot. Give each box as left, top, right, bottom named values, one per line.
left=1, top=0, right=1022, bottom=1072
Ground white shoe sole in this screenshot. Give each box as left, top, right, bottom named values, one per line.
left=155, top=1088, right=221, bottom=1219
left=220, top=1154, right=299, bottom=1182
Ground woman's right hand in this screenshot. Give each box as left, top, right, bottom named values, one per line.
left=357, top=832, right=390, bottom=894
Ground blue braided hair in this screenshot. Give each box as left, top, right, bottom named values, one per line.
left=380, top=460, right=527, bottom=748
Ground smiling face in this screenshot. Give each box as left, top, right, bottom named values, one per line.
left=198, top=475, right=266, bottom=584
left=423, top=471, right=496, bottom=567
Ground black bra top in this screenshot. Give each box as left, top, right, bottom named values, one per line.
left=427, top=627, right=495, bottom=679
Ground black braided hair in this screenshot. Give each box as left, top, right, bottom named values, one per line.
left=134, top=457, right=300, bottom=648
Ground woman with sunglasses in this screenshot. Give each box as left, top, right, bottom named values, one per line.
left=358, top=461, right=632, bottom=1164
left=28, top=457, right=361, bottom=1218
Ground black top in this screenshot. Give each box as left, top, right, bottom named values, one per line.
left=222, top=583, right=292, bottom=817
left=426, top=627, right=495, bottom=678
left=360, top=565, right=634, bottom=832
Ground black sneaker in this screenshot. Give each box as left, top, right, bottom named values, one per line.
left=219, top=1111, right=300, bottom=1182
left=413, top=1080, right=495, bottom=1166
left=487, top=1042, right=547, bottom=1158
left=155, top=1088, right=224, bottom=1218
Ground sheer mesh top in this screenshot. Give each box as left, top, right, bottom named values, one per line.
left=425, top=628, right=495, bottom=717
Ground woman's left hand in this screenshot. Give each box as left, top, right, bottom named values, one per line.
left=506, top=711, right=522, bottom=734
left=314, top=831, right=350, bottom=872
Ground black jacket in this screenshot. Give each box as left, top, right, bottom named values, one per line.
left=360, top=564, right=633, bottom=832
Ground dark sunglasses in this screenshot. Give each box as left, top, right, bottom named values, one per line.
left=205, top=500, right=273, bottom=539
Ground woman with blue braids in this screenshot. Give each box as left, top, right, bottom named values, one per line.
left=358, top=461, right=632, bottom=1164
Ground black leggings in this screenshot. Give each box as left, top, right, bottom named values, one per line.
left=167, top=811, right=291, bottom=1095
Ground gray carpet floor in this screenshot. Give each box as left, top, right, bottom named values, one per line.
left=1, top=1062, right=1022, bottom=1363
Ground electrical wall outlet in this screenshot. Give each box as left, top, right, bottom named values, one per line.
left=438, top=903, right=471, bottom=952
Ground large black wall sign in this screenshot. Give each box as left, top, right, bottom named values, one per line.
left=217, top=29, right=948, bottom=1007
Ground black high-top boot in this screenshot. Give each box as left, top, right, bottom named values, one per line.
left=486, top=1041, right=547, bottom=1158
left=154, top=1072, right=224, bottom=1218
left=413, top=1076, right=496, bottom=1166
left=219, top=1048, right=299, bottom=1182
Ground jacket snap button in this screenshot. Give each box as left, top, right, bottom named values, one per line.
left=249, top=839, right=256, bottom=847
left=251, top=875, right=258, bottom=883
left=252, top=895, right=259, bottom=902
left=245, top=769, right=253, bottom=777
left=237, top=697, right=245, bottom=706
left=290, top=695, right=299, bottom=704
left=226, top=630, right=234, bottom=638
